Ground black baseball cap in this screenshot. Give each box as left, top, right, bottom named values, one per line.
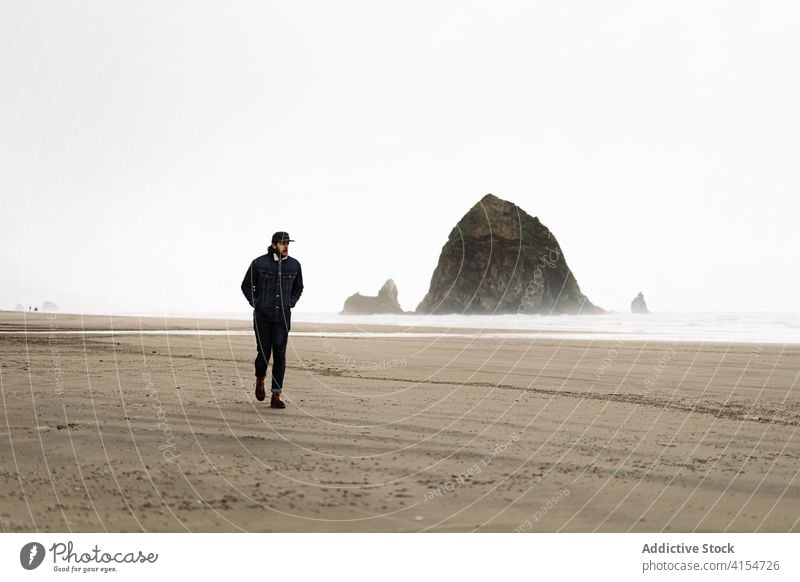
left=271, top=231, right=295, bottom=243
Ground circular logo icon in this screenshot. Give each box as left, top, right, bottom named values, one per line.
left=20, top=542, right=46, bottom=570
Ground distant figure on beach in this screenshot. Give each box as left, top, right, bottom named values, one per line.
left=631, top=291, right=649, bottom=314
left=240, top=231, right=304, bottom=409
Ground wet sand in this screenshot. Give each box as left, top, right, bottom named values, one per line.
left=1, top=311, right=798, bottom=532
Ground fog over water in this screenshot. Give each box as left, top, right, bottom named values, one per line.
left=1, top=2, right=798, bottom=315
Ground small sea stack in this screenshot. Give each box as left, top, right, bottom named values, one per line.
left=631, top=292, right=649, bottom=314
left=341, top=279, right=405, bottom=314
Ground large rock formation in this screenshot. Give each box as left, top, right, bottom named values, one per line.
left=341, top=279, right=405, bottom=315
left=416, top=193, right=604, bottom=315
left=41, top=301, right=59, bottom=312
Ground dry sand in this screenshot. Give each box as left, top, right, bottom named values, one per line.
left=1, top=311, right=798, bottom=532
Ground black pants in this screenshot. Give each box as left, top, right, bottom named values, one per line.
left=253, top=314, right=291, bottom=393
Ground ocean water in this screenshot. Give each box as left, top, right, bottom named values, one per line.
left=288, top=311, right=800, bottom=344
left=154, top=310, right=800, bottom=344
left=13, top=311, right=798, bottom=344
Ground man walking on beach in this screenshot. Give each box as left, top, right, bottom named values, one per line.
left=241, top=231, right=304, bottom=409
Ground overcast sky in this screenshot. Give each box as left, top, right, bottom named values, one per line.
left=1, top=1, right=798, bottom=316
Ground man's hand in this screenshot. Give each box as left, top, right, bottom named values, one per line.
left=289, top=264, right=303, bottom=309
left=241, top=262, right=256, bottom=308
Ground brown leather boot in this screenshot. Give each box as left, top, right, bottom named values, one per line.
left=270, top=392, right=286, bottom=409
left=255, top=377, right=266, bottom=401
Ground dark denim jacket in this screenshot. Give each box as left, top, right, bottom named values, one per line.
left=241, top=249, right=304, bottom=320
